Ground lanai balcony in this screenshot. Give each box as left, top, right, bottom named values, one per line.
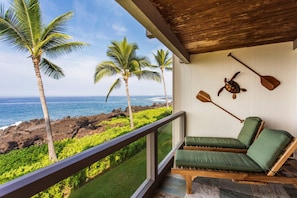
left=2, top=0, right=297, bottom=197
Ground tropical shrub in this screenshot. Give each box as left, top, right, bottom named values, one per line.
left=0, top=107, right=172, bottom=197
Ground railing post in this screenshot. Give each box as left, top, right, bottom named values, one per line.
left=181, top=112, right=186, bottom=139
left=172, top=112, right=186, bottom=149
left=146, top=130, right=158, bottom=180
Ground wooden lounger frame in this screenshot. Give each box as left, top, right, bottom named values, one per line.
left=183, top=121, right=265, bottom=153
left=172, top=137, right=297, bottom=194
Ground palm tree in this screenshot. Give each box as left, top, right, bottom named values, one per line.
left=94, top=37, right=161, bottom=129
left=0, top=0, right=88, bottom=161
left=152, top=49, right=172, bottom=108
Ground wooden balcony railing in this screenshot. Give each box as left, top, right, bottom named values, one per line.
left=0, top=111, right=186, bottom=198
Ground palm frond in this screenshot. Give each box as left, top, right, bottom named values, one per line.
left=13, top=0, right=41, bottom=47
left=138, top=57, right=150, bottom=67
left=128, top=56, right=150, bottom=72
left=148, top=65, right=159, bottom=69
left=40, top=58, right=65, bottom=79
left=44, top=41, right=89, bottom=58
left=0, top=7, right=30, bottom=51
left=95, top=37, right=160, bottom=102
left=107, top=41, right=126, bottom=68
left=94, top=61, right=121, bottom=83
left=153, top=49, right=172, bottom=69
left=41, top=12, right=73, bottom=41
left=36, top=32, right=69, bottom=51
left=133, top=70, right=161, bottom=82
left=36, top=11, right=83, bottom=58
left=27, top=0, right=41, bottom=41
left=164, top=58, right=173, bottom=67
left=107, top=37, right=139, bottom=70
left=128, top=59, right=141, bottom=72
left=105, top=78, right=121, bottom=102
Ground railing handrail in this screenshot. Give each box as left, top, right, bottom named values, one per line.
left=0, top=111, right=185, bottom=198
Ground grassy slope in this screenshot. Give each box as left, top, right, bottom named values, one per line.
left=70, top=124, right=172, bottom=198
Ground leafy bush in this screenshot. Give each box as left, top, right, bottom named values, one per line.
left=0, top=107, right=172, bottom=197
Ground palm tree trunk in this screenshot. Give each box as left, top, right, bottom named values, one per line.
left=161, top=69, right=169, bottom=108
left=33, top=60, right=58, bottom=162
left=124, top=80, right=134, bottom=129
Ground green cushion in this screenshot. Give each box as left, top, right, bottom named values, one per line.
left=185, top=137, right=246, bottom=148
left=175, top=150, right=263, bottom=172
left=237, top=117, right=262, bottom=147
left=246, top=128, right=292, bottom=171
left=185, top=116, right=262, bottom=148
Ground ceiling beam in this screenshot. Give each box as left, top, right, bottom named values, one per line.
left=116, top=0, right=190, bottom=63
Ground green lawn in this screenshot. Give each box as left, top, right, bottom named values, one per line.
left=70, top=124, right=172, bottom=198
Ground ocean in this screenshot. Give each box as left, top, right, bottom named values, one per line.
left=0, top=96, right=168, bottom=129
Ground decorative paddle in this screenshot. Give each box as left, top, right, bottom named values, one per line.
left=228, top=53, right=280, bottom=90
left=196, top=90, right=244, bottom=123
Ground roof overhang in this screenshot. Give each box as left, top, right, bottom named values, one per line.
left=116, top=0, right=190, bottom=63
left=116, top=0, right=297, bottom=64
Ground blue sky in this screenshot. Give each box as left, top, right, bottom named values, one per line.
left=0, top=0, right=172, bottom=97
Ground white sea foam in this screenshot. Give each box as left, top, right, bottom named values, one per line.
left=150, top=97, right=172, bottom=102
left=0, top=121, right=22, bottom=130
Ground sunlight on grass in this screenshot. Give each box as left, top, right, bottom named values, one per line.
left=70, top=126, right=172, bottom=198
left=70, top=149, right=146, bottom=198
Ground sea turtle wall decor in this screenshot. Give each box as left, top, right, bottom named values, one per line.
left=218, top=71, right=247, bottom=99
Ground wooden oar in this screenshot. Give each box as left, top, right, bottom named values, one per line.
left=228, top=53, right=280, bottom=90
left=196, top=90, right=244, bottom=123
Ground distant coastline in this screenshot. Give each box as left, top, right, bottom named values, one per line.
left=0, top=95, right=172, bottom=129
left=0, top=103, right=169, bottom=154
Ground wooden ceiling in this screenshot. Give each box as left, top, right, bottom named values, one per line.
left=116, top=0, right=297, bottom=63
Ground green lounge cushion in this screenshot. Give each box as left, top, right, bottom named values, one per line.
left=175, top=129, right=293, bottom=173
left=185, top=116, right=262, bottom=148
left=246, top=128, right=292, bottom=171
left=185, top=137, right=246, bottom=148
left=237, top=116, right=262, bottom=147
left=175, top=150, right=263, bottom=172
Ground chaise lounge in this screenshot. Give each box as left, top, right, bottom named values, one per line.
left=172, top=128, right=297, bottom=194
left=184, top=116, right=264, bottom=153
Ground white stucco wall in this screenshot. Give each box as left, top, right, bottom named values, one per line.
left=173, top=42, right=297, bottom=138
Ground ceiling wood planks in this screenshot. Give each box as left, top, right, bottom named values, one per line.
left=149, top=0, right=297, bottom=54
left=117, top=0, right=297, bottom=62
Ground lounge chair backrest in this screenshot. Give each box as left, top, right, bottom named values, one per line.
left=237, top=117, right=263, bottom=147
left=247, top=128, right=293, bottom=171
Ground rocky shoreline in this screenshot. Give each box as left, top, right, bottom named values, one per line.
left=0, top=103, right=165, bottom=154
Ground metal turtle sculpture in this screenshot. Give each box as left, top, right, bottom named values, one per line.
left=218, top=71, right=247, bottom=99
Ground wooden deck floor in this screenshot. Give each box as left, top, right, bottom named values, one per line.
left=153, top=159, right=297, bottom=198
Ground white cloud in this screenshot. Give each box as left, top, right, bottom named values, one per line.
left=0, top=50, right=39, bottom=96
left=111, top=23, right=127, bottom=35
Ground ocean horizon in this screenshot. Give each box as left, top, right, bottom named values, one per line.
left=0, top=95, right=170, bottom=129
